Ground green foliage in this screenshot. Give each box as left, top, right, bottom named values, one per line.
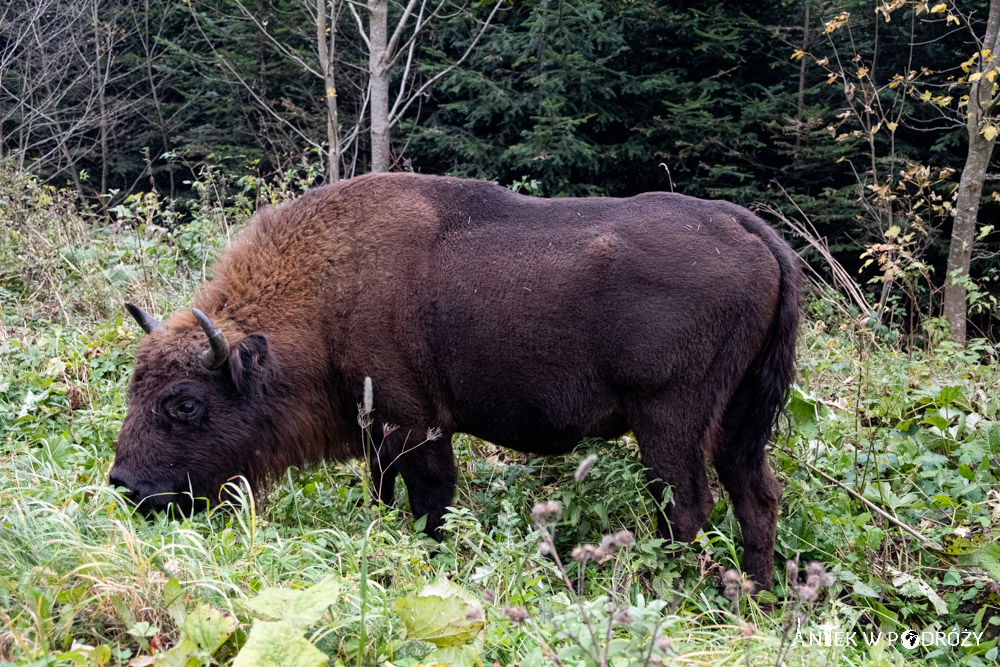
left=3, top=162, right=1000, bottom=666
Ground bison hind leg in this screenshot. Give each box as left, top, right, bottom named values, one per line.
left=714, top=378, right=782, bottom=591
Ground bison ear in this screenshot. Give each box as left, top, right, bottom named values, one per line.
left=226, top=334, right=275, bottom=396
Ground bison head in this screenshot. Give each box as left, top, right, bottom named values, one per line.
left=109, top=303, right=278, bottom=516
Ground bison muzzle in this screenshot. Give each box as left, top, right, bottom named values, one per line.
left=109, top=173, right=799, bottom=590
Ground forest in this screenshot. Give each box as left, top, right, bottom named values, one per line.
left=1, top=0, right=999, bottom=665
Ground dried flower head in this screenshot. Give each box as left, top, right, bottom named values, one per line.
left=654, top=635, right=672, bottom=653
left=741, top=622, right=757, bottom=639
left=574, top=453, right=599, bottom=482
left=531, top=500, right=562, bottom=525
left=613, top=608, right=634, bottom=627
left=786, top=558, right=799, bottom=583
left=571, top=544, right=606, bottom=562
left=363, top=376, right=373, bottom=414
left=721, top=569, right=742, bottom=601
left=504, top=606, right=529, bottom=624
left=805, top=561, right=833, bottom=588
left=599, top=529, right=636, bottom=554
left=613, top=529, right=635, bottom=548
left=465, top=607, right=484, bottom=622
left=797, top=586, right=818, bottom=603
left=482, top=588, right=495, bottom=604
left=538, top=541, right=553, bottom=557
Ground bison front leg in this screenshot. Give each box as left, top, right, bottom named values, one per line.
left=394, top=429, right=457, bottom=540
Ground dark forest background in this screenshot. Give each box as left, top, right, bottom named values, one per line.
left=2, top=0, right=998, bottom=338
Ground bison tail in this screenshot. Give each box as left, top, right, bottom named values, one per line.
left=728, top=211, right=802, bottom=467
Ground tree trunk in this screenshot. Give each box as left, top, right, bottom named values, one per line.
left=368, top=0, right=390, bottom=172
left=942, top=0, right=1000, bottom=344
left=93, top=0, right=109, bottom=196
left=317, top=0, right=341, bottom=182
left=795, top=3, right=810, bottom=160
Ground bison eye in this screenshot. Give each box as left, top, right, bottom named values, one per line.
left=168, top=397, right=202, bottom=422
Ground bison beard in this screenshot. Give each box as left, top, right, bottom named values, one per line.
left=109, top=173, right=799, bottom=590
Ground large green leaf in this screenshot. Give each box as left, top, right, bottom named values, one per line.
left=392, top=579, right=485, bottom=648
left=182, top=603, right=237, bottom=654
left=231, top=621, right=328, bottom=667
left=974, top=542, right=1000, bottom=584
left=424, top=645, right=484, bottom=667
left=245, top=576, right=340, bottom=628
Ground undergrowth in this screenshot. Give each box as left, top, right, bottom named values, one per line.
left=2, top=159, right=999, bottom=666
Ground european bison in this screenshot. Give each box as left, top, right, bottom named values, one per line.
left=110, top=173, right=799, bottom=589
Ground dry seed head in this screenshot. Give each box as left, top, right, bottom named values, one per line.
left=599, top=529, right=636, bottom=553
left=796, top=585, right=818, bottom=603
left=482, top=588, right=495, bottom=604
left=805, top=561, right=833, bottom=588
left=574, top=453, right=599, bottom=482
left=613, top=608, right=634, bottom=627
left=363, top=376, right=373, bottom=414
left=741, top=622, right=757, bottom=639
left=614, top=529, right=635, bottom=548
left=786, top=558, right=799, bottom=583
left=504, top=606, right=529, bottom=624
left=531, top=500, right=562, bottom=524
left=571, top=544, right=606, bottom=562
left=721, top=569, right=742, bottom=601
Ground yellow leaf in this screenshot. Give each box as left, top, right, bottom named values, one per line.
left=791, top=49, right=806, bottom=61
left=886, top=122, right=898, bottom=132
left=920, top=90, right=932, bottom=101
left=987, top=68, right=998, bottom=82
left=915, top=1, right=928, bottom=14
left=326, top=87, right=337, bottom=98
left=937, top=96, right=952, bottom=106
left=982, top=124, right=999, bottom=141
left=885, top=225, right=901, bottom=239
left=946, top=13, right=959, bottom=25
left=857, top=67, right=870, bottom=78
left=930, top=3, right=947, bottom=12
left=969, top=72, right=983, bottom=82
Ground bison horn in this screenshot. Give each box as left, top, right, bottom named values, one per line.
left=124, top=302, right=164, bottom=334
left=192, top=308, right=230, bottom=369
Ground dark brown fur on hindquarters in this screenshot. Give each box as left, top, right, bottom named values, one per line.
left=109, top=173, right=800, bottom=589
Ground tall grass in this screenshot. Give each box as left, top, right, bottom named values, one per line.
left=2, top=159, right=998, bottom=665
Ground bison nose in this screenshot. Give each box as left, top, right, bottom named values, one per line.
left=108, top=469, right=142, bottom=504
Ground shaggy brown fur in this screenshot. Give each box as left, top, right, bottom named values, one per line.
left=110, top=173, right=800, bottom=589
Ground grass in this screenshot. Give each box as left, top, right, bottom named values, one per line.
left=2, top=159, right=999, bottom=666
